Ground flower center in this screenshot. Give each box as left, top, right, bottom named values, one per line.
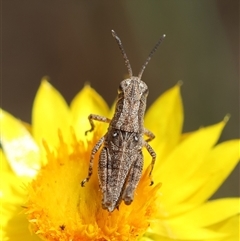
left=25, top=129, right=161, bottom=241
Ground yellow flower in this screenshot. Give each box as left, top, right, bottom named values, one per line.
left=1, top=79, right=239, bottom=241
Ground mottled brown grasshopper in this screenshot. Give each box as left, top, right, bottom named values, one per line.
left=81, top=30, right=166, bottom=212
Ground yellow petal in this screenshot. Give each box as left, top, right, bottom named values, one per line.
left=109, top=98, right=117, bottom=120
left=158, top=140, right=239, bottom=214
left=0, top=151, right=40, bottom=240
left=210, top=215, right=239, bottom=241
left=152, top=199, right=239, bottom=241
left=0, top=149, right=12, bottom=173
left=156, top=120, right=227, bottom=216
left=0, top=150, right=20, bottom=204
left=70, top=84, right=110, bottom=140
left=145, top=83, right=183, bottom=161
left=139, top=237, right=155, bottom=241
left=141, top=233, right=175, bottom=241
left=1, top=209, right=41, bottom=241
left=0, top=151, right=28, bottom=203
left=170, top=198, right=239, bottom=228
left=0, top=109, right=40, bottom=177
left=150, top=219, right=225, bottom=240
left=1, top=184, right=37, bottom=241
left=188, top=140, right=240, bottom=204
left=32, top=79, right=70, bottom=149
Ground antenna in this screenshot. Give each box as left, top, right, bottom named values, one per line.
left=111, top=30, right=133, bottom=78
left=138, top=34, right=166, bottom=79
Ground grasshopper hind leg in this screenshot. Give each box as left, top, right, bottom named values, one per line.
left=98, top=147, right=112, bottom=210
left=122, top=152, right=143, bottom=205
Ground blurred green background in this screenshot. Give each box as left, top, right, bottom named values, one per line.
left=2, top=1, right=239, bottom=198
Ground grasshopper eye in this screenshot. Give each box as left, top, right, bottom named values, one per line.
left=139, top=82, right=149, bottom=96
left=118, top=80, right=131, bottom=93
left=144, top=88, right=149, bottom=96
left=113, top=132, right=118, bottom=137
left=118, top=85, right=123, bottom=94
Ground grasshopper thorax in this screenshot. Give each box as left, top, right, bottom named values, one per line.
left=110, top=76, right=148, bottom=133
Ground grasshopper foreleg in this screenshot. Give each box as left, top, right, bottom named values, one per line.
left=85, top=114, right=111, bottom=135
left=144, top=128, right=155, bottom=142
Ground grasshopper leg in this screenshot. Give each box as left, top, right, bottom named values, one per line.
left=144, top=141, right=156, bottom=185
left=81, top=136, right=105, bottom=186
left=122, top=152, right=143, bottom=205
left=144, top=128, right=155, bottom=142
left=85, top=114, right=111, bottom=135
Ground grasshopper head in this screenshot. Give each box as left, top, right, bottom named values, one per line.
left=118, top=77, right=148, bottom=102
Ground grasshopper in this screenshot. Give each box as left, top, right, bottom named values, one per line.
left=81, top=30, right=165, bottom=212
